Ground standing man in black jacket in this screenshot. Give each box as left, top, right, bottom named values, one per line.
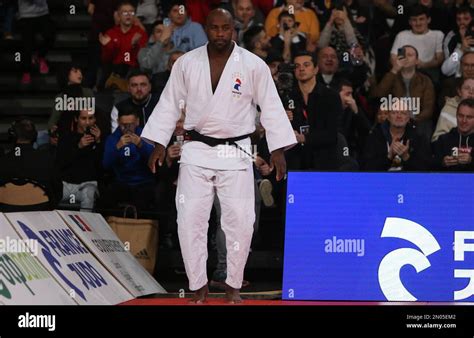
left=287, top=51, right=343, bottom=170
left=56, top=109, right=103, bottom=211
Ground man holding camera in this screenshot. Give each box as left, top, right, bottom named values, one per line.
left=372, top=44, right=435, bottom=142
left=433, top=98, right=474, bottom=171
left=101, top=109, right=155, bottom=210
left=270, top=11, right=307, bottom=63
left=56, top=109, right=103, bottom=211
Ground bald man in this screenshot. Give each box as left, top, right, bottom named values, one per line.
left=143, top=9, right=296, bottom=303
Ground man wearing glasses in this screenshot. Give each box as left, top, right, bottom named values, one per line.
left=100, top=1, right=148, bottom=79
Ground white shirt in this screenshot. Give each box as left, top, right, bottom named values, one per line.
left=141, top=42, right=296, bottom=170
left=391, top=29, right=444, bottom=63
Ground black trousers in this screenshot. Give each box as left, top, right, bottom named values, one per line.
left=19, top=14, right=55, bottom=73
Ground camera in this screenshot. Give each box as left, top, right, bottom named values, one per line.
left=283, top=23, right=290, bottom=31
left=84, top=126, right=92, bottom=135
left=397, top=47, right=405, bottom=59
left=276, top=63, right=295, bottom=109
left=276, top=63, right=295, bottom=90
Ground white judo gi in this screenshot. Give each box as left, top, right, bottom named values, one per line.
left=141, top=42, right=296, bottom=290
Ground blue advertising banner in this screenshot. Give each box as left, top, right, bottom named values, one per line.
left=282, top=172, right=474, bottom=301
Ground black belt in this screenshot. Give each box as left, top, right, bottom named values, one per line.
left=184, top=129, right=254, bottom=157
left=184, top=129, right=251, bottom=147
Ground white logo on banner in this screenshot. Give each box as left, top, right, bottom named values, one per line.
left=378, top=217, right=440, bottom=301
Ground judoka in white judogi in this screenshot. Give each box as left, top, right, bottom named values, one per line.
left=142, top=41, right=296, bottom=292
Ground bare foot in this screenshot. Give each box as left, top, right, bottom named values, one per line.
left=225, top=284, right=242, bottom=304
left=189, top=284, right=209, bottom=304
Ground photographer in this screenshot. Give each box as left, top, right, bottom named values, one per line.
left=56, top=109, right=103, bottom=211
left=270, top=11, right=307, bottom=63
left=100, top=109, right=155, bottom=211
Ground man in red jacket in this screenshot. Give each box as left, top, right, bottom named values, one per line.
left=99, top=1, right=148, bottom=77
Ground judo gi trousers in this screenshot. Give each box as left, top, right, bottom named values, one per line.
left=176, top=163, right=255, bottom=290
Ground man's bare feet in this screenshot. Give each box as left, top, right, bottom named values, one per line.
left=189, top=284, right=209, bottom=304
left=225, top=284, right=242, bottom=304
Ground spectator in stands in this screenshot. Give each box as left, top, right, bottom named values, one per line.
left=441, top=6, right=473, bottom=78
left=363, top=108, right=431, bottom=171
left=232, top=0, right=263, bottom=45
left=101, top=109, right=155, bottom=210
left=18, top=0, right=55, bottom=85
left=138, top=20, right=182, bottom=75
left=0, top=0, right=15, bottom=39
left=372, top=45, right=435, bottom=142
left=317, top=6, right=361, bottom=57
left=316, top=46, right=343, bottom=90
left=85, top=0, right=120, bottom=88
left=111, top=70, right=159, bottom=132
left=390, top=5, right=444, bottom=84
left=433, top=98, right=474, bottom=171
left=289, top=51, right=342, bottom=170
left=0, top=118, right=62, bottom=208
left=266, top=53, right=284, bottom=82
left=164, top=0, right=207, bottom=52
left=100, top=1, right=149, bottom=84
left=265, top=0, right=320, bottom=51
left=56, top=109, right=103, bottom=211
left=337, top=79, right=371, bottom=161
left=242, top=25, right=272, bottom=59
left=269, top=11, right=307, bottom=63
left=433, top=77, right=474, bottom=142
left=442, top=51, right=474, bottom=101
left=49, top=64, right=95, bottom=135
left=151, top=50, right=185, bottom=94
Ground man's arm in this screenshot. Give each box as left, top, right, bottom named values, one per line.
left=254, top=60, right=296, bottom=180
left=254, top=60, right=297, bottom=153
left=142, top=57, right=187, bottom=172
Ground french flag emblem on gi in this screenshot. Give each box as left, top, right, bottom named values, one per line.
left=233, top=78, right=242, bottom=91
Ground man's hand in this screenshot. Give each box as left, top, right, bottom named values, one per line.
left=458, top=152, right=472, bottom=165
left=167, top=144, right=181, bottom=159
left=131, top=33, right=142, bottom=47
left=160, top=23, right=173, bottom=43
left=345, top=96, right=358, bottom=114
left=129, top=133, right=142, bottom=147
left=443, top=155, right=459, bottom=167
left=391, top=56, right=406, bottom=74
left=294, top=130, right=305, bottom=144
left=286, top=110, right=293, bottom=121
left=269, top=148, right=287, bottom=181
left=148, top=143, right=166, bottom=173
left=392, top=140, right=409, bottom=157
left=79, top=134, right=95, bottom=149
left=99, top=33, right=111, bottom=46
left=117, top=134, right=132, bottom=149
left=90, top=125, right=101, bottom=141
